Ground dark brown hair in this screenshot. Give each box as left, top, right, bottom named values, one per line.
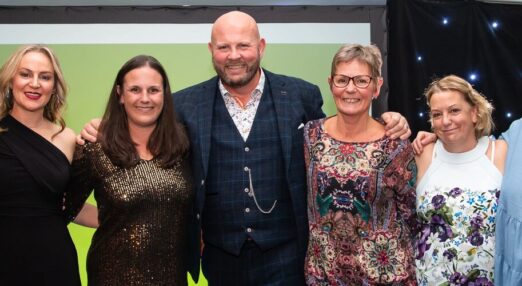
left=99, top=55, right=189, bottom=168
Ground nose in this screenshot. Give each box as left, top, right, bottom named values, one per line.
left=139, top=91, right=151, bottom=102
left=228, top=47, right=241, bottom=60
left=345, top=78, right=357, bottom=92
left=29, top=75, right=40, bottom=88
left=441, top=113, right=451, bottom=126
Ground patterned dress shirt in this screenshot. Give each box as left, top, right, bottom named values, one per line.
left=219, top=70, right=265, bottom=141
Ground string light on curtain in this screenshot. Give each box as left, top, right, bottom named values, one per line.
left=388, top=1, right=522, bottom=136
left=468, top=72, right=479, bottom=82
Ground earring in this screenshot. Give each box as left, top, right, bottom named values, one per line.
left=5, top=88, right=12, bottom=100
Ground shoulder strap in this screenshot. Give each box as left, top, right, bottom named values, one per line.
left=490, top=139, right=496, bottom=162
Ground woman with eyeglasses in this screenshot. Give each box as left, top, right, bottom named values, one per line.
left=303, top=44, right=417, bottom=285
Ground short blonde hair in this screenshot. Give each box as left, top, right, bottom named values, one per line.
left=0, top=44, right=68, bottom=132
left=425, top=74, right=494, bottom=138
left=331, top=43, right=383, bottom=79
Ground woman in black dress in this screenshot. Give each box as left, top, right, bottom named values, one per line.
left=0, top=44, right=96, bottom=285
left=66, top=55, right=193, bottom=285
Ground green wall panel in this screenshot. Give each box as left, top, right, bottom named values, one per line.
left=0, top=43, right=339, bottom=285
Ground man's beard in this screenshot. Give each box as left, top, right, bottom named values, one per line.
left=213, top=58, right=261, bottom=88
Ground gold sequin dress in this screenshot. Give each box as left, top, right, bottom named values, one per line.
left=66, top=142, right=193, bottom=286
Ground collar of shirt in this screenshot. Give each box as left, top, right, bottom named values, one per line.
left=218, top=69, right=265, bottom=106
left=218, top=69, right=266, bottom=141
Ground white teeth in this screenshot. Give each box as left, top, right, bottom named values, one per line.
left=25, top=92, right=41, bottom=98
left=342, top=98, right=359, bottom=103
left=227, top=64, right=245, bottom=69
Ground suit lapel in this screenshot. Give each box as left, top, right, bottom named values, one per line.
left=266, top=71, right=293, bottom=177
left=196, top=78, right=218, bottom=178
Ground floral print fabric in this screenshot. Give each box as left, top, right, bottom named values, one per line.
left=219, top=70, right=265, bottom=141
left=304, top=118, right=418, bottom=286
left=416, top=187, right=498, bottom=285
left=415, top=137, right=501, bottom=286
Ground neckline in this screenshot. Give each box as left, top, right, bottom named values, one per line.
left=3, top=114, right=70, bottom=164
left=435, top=136, right=489, bottom=164
left=320, top=116, right=386, bottom=144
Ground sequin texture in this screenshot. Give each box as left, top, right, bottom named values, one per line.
left=66, top=142, right=193, bottom=285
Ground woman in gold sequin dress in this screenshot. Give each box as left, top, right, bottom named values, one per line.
left=66, top=55, right=193, bottom=285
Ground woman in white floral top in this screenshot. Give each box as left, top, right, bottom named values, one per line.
left=415, top=75, right=507, bottom=285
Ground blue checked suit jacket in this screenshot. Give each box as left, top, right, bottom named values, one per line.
left=173, top=69, right=325, bottom=282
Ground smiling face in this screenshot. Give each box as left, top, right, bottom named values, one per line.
left=429, top=90, right=478, bottom=152
left=10, top=51, right=55, bottom=116
left=329, top=60, right=382, bottom=118
left=119, top=66, right=164, bottom=130
left=209, top=11, right=265, bottom=89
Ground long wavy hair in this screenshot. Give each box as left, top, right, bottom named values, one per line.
left=0, top=44, right=68, bottom=134
left=99, top=55, right=189, bottom=168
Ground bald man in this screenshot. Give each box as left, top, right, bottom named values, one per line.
left=174, top=11, right=322, bottom=285
left=173, top=11, right=410, bottom=285
left=79, top=10, right=410, bottom=285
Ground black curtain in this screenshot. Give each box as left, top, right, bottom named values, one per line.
left=387, top=0, right=522, bottom=137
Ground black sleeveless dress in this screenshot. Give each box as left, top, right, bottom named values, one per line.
left=0, top=115, right=81, bottom=286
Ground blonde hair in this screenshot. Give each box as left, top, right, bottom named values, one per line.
left=331, top=43, right=383, bottom=79
left=425, top=74, right=494, bottom=138
left=0, top=44, right=68, bottom=133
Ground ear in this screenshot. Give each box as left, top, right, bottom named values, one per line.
left=471, top=106, right=479, bottom=124
left=117, top=85, right=124, bottom=104
left=208, top=42, right=213, bottom=54
left=328, top=76, right=334, bottom=90
left=258, top=38, right=266, bottom=59
left=373, top=77, right=384, bottom=99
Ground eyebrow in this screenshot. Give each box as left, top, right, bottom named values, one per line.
left=18, top=67, right=54, bottom=74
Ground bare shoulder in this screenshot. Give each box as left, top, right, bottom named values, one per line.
left=54, top=126, right=76, bottom=144
left=494, top=138, right=508, bottom=153
left=492, top=139, right=508, bottom=174
left=52, top=126, right=77, bottom=162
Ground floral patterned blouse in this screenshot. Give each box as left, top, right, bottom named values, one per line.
left=415, top=137, right=501, bottom=286
left=304, top=118, right=418, bottom=286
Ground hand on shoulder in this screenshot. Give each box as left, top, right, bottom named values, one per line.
left=380, top=112, right=411, bottom=140
left=412, top=131, right=437, bottom=155
left=76, top=118, right=101, bottom=145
